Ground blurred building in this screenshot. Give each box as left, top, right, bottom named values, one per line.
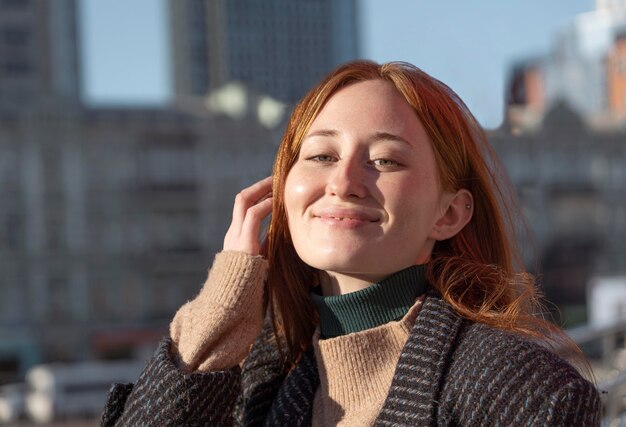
left=0, top=0, right=286, bottom=383
left=506, top=0, right=626, bottom=130
left=169, top=0, right=360, bottom=104
left=458, top=0, right=626, bottom=325
left=494, top=100, right=626, bottom=325
left=1, top=104, right=279, bottom=376
left=500, top=1, right=626, bottom=324
left=0, top=0, right=81, bottom=110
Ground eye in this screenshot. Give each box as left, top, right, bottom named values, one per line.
left=307, top=154, right=336, bottom=163
left=372, top=158, right=400, bottom=167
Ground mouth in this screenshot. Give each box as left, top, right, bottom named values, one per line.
left=322, top=216, right=378, bottom=222
left=313, top=207, right=381, bottom=224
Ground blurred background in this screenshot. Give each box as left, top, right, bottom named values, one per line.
left=0, top=0, right=625, bottom=424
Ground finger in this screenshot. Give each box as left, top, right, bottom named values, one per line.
left=231, top=176, right=273, bottom=228
left=240, top=197, right=273, bottom=252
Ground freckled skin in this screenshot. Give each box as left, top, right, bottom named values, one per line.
left=284, top=80, right=453, bottom=294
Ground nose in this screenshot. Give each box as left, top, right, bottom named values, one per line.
left=326, top=157, right=368, bottom=199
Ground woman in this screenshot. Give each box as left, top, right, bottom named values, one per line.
left=102, top=61, right=601, bottom=426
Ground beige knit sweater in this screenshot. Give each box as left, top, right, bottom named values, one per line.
left=311, top=299, right=423, bottom=426
left=169, top=251, right=268, bottom=372
left=170, top=251, right=423, bottom=425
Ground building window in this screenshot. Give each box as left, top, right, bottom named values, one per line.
left=138, top=146, right=196, bottom=189
left=48, top=275, right=69, bottom=321
left=3, top=60, right=31, bottom=76
left=2, top=27, right=30, bottom=46
left=5, top=213, right=21, bottom=251
left=47, top=214, right=65, bottom=251
left=137, top=135, right=198, bottom=190
left=151, top=212, right=201, bottom=253
left=1, top=0, right=29, bottom=8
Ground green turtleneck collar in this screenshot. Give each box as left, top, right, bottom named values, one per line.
left=311, top=265, right=427, bottom=339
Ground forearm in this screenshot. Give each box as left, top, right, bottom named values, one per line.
left=169, top=250, right=268, bottom=372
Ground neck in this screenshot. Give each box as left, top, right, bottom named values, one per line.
left=312, top=265, right=428, bottom=337
left=320, top=271, right=391, bottom=296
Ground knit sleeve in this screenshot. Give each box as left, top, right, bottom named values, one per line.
left=100, top=251, right=269, bottom=426
left=169, top=250, right=268, bottom=372
left=101, top=338, right=241, bottom=427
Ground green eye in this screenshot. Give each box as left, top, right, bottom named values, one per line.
left=309, top=155, right=334, bottom=162
left=373, top=159, right=399, bottom=167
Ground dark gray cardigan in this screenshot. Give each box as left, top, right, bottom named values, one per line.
left=101, top=292, right=602, bottom=426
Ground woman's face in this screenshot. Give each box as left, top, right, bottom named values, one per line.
left=284, top=79, right=452, bottom=284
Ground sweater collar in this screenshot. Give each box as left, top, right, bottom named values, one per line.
left=311, top=265, right=427, bottom=338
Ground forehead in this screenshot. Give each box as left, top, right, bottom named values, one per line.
left=306, top=79, right=426, bottom=144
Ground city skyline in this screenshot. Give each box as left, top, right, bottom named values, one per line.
left=79, top=0, right=594, bottom=128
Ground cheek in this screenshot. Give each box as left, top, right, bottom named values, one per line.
left=284, top=167, right=319, bottom=215
left=284, top=174, right=303, bottom=218
left=284, top=171, right=316, bottom=253
left=383, top=176, right=442, bottom=227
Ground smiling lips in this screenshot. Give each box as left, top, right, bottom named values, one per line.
left=314, top=208, right=380, bottom=228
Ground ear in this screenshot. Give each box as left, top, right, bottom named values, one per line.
left=429, top=189, right=473, bottom=241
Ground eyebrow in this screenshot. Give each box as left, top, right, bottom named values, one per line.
left=371, top=131, right=413, bottom=147
left=304, top=129, right=413, bottom=147
left=304, top=129, right=338, bottom=139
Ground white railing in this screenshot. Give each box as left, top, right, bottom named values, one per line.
left=567, top=318, right=626, bottom=425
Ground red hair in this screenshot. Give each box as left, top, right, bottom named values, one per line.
left=263, top=61, right=581, bottom=369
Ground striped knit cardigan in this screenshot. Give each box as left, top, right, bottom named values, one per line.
left=101, top=291, right=602, bottom=426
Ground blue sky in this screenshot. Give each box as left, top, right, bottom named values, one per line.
left=79, top=0, right=594, bottom=128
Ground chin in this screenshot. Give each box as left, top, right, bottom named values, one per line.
left=298, top=251, right=383, bottom=276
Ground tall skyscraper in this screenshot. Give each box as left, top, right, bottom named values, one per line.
left=169, top=0, right=359, bottom=104
left=0, top=0, right=81, bottom=110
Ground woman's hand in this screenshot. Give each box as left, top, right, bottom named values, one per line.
left=223, top=176, right=273, bottom=255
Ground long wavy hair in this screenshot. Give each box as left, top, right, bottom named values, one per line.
left=262, top=60, right=580, bottom=370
